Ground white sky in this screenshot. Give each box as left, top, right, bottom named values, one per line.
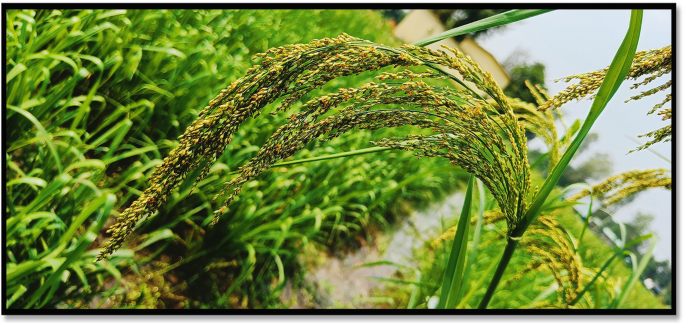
left=476, top=9, right=673, bottom=261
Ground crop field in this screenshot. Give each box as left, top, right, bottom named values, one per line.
left=5, top=8, right=672, bottom=311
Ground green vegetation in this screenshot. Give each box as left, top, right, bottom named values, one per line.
left=6, top=8, right=466, bottom=309
left=368, top=170, right=667, bottom=309
left=6, top=8, right=670, bottom=310
left=503, top=59, right=547, bottom=105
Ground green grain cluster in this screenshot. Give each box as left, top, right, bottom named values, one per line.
left=97, top=36, right=534, bottom=261
left=539, top=45, right=672, bottom=152
left=6, top=8, right=669, bottom=310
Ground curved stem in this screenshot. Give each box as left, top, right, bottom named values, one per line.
left=569, top=252, right=619, bottom=306
left=477, top=10, right=643, bottom=309
left=478, top=239, right=519, bottom=309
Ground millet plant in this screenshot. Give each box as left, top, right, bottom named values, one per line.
left=93, top=9, right=663, bottom=309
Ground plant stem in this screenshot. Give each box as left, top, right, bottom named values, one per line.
left=478, top=9, right=642, bottom=310
left=569, top=252, right=619, bottom=306
left=623, top=134, right=671, bottom=163
left=477, top=238, right=519, bottom=309
left=228, top=147, right=393, bottom=175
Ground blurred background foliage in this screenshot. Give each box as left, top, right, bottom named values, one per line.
left=6, top=8, right=464, bottom=309
left=432, top=9, right=512, bottom=42
left=5, top=8, right=668, bottom=309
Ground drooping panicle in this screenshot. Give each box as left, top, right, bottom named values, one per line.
left=538, top=45, right=671, bottom=152
left=566, top=168, right=671, bottom=207
left=97, top=35, right=532, bottom=261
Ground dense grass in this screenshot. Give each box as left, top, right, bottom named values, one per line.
left=6, top=9, right=466, bottom=309
left=367, top=170, right=666, bottom=309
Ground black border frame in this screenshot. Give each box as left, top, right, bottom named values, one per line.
left=1, top=2, right=676, bottom=315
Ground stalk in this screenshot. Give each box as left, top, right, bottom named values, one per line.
left=569, top=252, right=619, bottom=306
left=477, top=239, right=518, bottom=308
left=477, top=9, right=643, bottom=309
left=228, top=146, right=392, bottom=174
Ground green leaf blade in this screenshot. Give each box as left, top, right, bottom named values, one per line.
left=412, top=10, right=554, bottom=47
left=517, top=9, right=643, bottom=237
left=437, top=174, right=474, bottom=309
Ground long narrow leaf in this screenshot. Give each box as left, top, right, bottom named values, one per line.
left=570, top=252, right=621, bottom=306
left=611, top=238, right=658, bottom=308
left=8, top=106, right=63, bottom=173
left=458, top=179, right=486, bottom=302
left=445, top=218, right=470, bottom=309
left=412, top=10, right=554, bottom=47
left=571, top=233, right=654, bottom=306
left=437, top=174, right=474, bottom=309
left=516, top=9, right=643, bottom=237
left=457, top=257, right=499, bottom=308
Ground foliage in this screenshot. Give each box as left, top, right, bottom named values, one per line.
left=6, top=8, right=466, bottom=309
left=377, top=10, right=407, bottom=24
left=433, top=9, right=512, bottom=41
left=376, top=10, right=668, bottom=309
left=503, top=62, right=547, bottom=105
left=98, top=35, right=533, bottom=259
left=372, top=171, right=666, bottom=309
left=6, top=8, right=669, bottom=311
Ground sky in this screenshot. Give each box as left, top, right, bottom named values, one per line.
left=474, top=9, right=673, bottom=261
